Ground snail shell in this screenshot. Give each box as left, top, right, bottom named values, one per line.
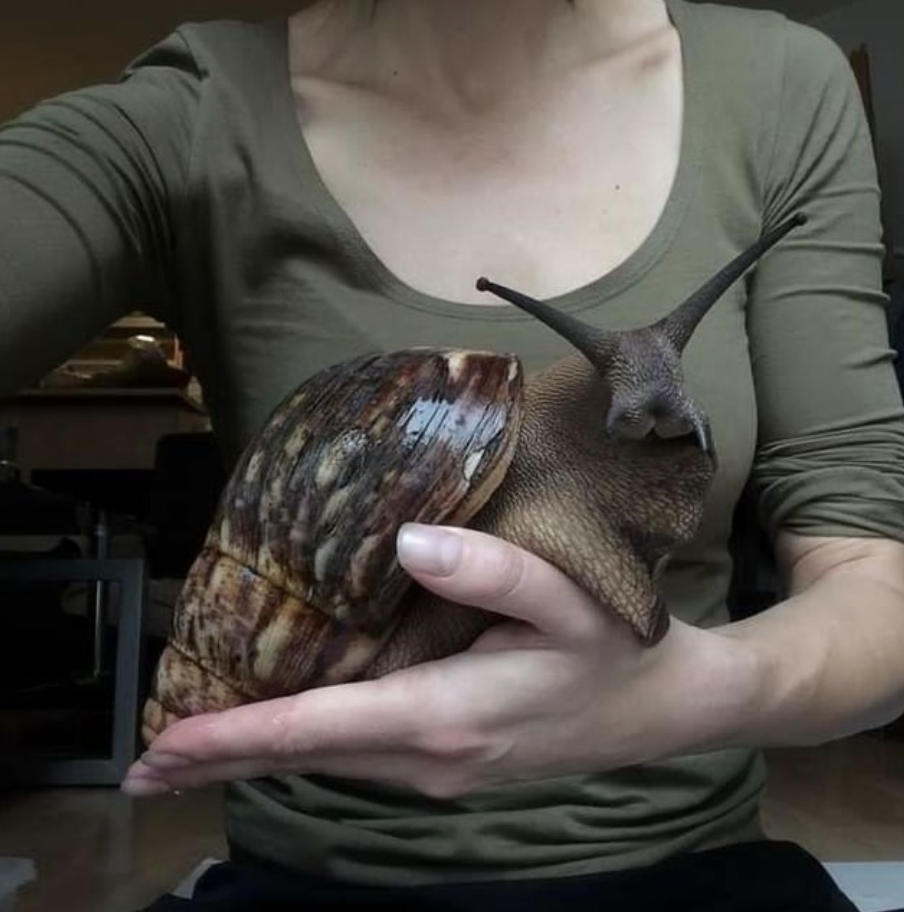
left=143, top=349, right=522, bottom=741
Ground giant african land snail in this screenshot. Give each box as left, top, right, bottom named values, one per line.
left=142, top=213, right=806, bottom=742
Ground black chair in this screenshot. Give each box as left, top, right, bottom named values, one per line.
left=0, top=436, right=148, bottom=786
left=0, top=553, right=147, bottom=786
left=144, top=431, right=226, bottom=581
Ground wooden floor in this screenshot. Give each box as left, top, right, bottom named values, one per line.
left=1, top=733, right=903, bottom=912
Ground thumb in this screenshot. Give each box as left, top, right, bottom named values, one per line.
left=396, top=523, right=604, bottom=644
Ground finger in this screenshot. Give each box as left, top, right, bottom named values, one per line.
left=135, top=674, right=434, bottom=769
left=122, top=748, right=426, bottom=796
left=123, top=754, right=283, bottom=794
left=396, top=523, right=603, bottom=643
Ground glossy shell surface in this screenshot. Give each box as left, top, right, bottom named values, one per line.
left=143, top=348, right=523, bottom=740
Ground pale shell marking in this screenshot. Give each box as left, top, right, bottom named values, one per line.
left=349, top=533, right=385, bottom=600
left=244, top=451, right=265, bottom=482
left=443, top=351, right=471, bottom=383
left=252, top=610, right=297, bottom=682
left=285, top=424, right=310, bottom=461
left=321, top=632, right=384, bottom=684
left=256, top=542, right=283, bottom=582
left=315, top=429, right=369, bottom=489
left=313, top=538, right=339, bottom=584
left=322, top=486, right=353, bottom=526
left=463, top=449, right=485, bottom=483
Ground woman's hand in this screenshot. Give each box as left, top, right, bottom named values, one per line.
left=122, top=523, right=760, bottom=798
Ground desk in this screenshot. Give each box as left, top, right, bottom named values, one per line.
left=0, top=388, right=209, bottom=472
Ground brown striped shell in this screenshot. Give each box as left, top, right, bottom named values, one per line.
left=142, top=349, right=523, bottom=741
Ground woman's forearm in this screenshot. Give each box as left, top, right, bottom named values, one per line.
left=718, top=536, right=904, bottom=748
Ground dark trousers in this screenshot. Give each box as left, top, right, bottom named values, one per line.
left=137, top=840, right=865, bottom=911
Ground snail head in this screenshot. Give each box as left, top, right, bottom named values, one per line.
left=476, top=212, right=806, bottom=457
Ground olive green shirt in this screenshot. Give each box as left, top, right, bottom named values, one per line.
left=2, top=0, right=903, bottom=886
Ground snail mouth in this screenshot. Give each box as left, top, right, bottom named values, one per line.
left=606, top=409, right=716, bottom=465
left=654, top=412, right=715, bottom=460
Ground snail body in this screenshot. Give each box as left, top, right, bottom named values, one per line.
left=143, top=215, right=805, bottom=742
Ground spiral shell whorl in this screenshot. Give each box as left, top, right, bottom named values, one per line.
left=143, top=547, right=395, bottom=741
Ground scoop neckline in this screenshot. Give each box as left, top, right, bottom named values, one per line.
left=267, top=0, right=705, bottom=323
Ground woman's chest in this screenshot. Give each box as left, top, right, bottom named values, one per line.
left=292, top=38, right=682, bottom=304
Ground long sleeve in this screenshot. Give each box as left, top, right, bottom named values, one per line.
left=746, top=23, right=904, bottom=543
left=0, top=31, right=201, bottom=394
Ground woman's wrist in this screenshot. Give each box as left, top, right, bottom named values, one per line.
left=670, top=622, right=767, bottom=754
left=712, top=569, right=904, bottom=749
left=596, top=619, right=767, bottom=769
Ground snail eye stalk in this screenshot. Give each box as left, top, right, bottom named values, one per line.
left=475, top=212, right=807, bottom=364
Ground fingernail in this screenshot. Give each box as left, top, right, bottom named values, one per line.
left=141, top=751, right=193, bottom=770
left=122, top=777, right=172, bottom=797
left=397, top=524, right=462, bottom=576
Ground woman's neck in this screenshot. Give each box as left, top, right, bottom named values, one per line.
left=291, top=0, right=670, bottom=117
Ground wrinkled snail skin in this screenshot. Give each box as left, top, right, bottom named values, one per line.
left=142, top=214, right=807, bottom=742
left=364, top=355, right=711, bottom=680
